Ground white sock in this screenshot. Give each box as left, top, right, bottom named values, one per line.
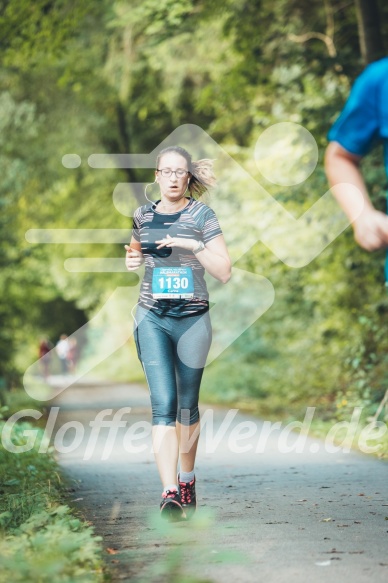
left=179, top=470, right=195, bottom=483
left=164, top=484, right=178, bottom=493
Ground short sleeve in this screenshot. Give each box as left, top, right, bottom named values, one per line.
left=328, top=62, right=383, bottom=156
left=131, top=208, right=141, bottom=242
left=202, top=207, right=223, bottom=244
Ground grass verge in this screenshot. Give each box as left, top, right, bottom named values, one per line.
left=199, top=384, right=388, bottom=460
left=0, top=390, right=106, bottom=583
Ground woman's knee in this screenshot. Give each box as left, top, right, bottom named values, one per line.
left=151, top=396, right=177, bottom=426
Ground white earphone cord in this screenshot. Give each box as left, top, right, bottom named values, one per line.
left=144, top=180, right=158, bottom=204
left=131, top=302, right=140, bottom=328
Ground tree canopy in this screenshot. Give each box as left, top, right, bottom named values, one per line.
left=1, top=0, right=388, bottom=423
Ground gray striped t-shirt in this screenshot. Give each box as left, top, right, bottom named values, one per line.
left=132, top=197, right=223, bottom=317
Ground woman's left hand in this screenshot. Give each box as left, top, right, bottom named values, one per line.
left=155, top=234, right=197, bottom=252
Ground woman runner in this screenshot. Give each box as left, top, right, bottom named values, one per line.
left=125, top=145, right=231, bottom=519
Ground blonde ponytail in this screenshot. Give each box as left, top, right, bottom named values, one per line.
left=189, top=159, right=216, bottom=199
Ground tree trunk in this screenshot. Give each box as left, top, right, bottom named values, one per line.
left=115, top=102, right=143, bottom=205
left=355, top=0, right=385, bottom=64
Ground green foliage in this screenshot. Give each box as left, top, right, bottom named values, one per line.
left=1, top=0, right=388, bottom=442
left=0, top=0, right=98, bottom=67
left=0, top=393, right=104, bottom=581
left=0, top=505, right=103, bottom=583
left=133, top=509, right=248, bottom=582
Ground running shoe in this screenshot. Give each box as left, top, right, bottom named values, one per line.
left=178, top=474, right=196, bottom=518
left=160, top=488, right=185, bottom=521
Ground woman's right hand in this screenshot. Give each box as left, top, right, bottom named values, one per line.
left=124, top=245, right=144, bottom=271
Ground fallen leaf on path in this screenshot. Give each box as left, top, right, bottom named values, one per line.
left=325, top=549, right=344, bottom=554
left=106, top=548, right=119, bottom=555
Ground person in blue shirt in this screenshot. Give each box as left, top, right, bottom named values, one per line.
left=325, top=57, right=388, bottom=265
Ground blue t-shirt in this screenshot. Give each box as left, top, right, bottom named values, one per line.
left=328, top=57, right=388, bottom=279
left=328, top=57, right=388, bottom=171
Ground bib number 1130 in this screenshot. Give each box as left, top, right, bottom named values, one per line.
left=159, top=275, right=189, bottom=289
left=152, top=267, right=194, bottom=299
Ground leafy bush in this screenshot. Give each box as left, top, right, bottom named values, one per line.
left=0, top=506, right=103, bottom=583
left=0, top=402, right=104, bottom=582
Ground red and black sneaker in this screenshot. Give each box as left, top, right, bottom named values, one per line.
left=178, top=474, right=196, bottom=518
left=160, top=488, right=185, bottom=521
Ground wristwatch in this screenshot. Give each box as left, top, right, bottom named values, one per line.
left=193, top=241, right=205, bottom=254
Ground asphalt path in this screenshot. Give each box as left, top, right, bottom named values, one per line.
left=49, top=380, right=388, bottom=583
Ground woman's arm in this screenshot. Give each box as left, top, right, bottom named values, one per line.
left=195, top=235, right=231, bottom=283
left=124, top=237, right=144, bottom=271
left=325, top=141, right=388, bottom=251
left=156, top=234, right=231, bottom=283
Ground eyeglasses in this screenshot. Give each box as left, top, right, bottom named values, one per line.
left=157, top=168, right=189, bottom=178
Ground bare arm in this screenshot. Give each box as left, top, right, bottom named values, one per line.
left=325, top=141, right=388, bottom=251
left=124, top=238, right=144, bottom=271
left=156, top=234, right=231, bottom=284
left=192, top=235, right=231, bottom=284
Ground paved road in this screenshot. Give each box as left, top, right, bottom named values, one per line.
left=50, top=380, right=388, bottom=583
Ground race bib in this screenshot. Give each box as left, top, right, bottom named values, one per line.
left=152, top=267, right=194, bottom=299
